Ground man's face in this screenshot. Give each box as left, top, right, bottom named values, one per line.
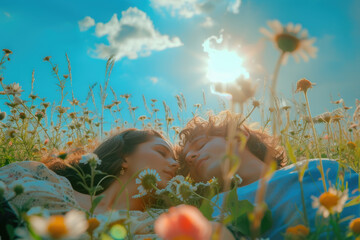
left=182, top=135, right=227, bottom=182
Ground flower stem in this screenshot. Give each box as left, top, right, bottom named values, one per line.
left=299, top=180, right=309, bottom=226
left=270, top=51, right=285, bottom=137
left=304, top=92, right=327, bottom=192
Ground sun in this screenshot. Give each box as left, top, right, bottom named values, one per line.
left=203, top=34, right=249, bottom=84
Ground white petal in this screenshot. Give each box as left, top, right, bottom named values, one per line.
left=135, top=178, right=141, bottom=184
left=268, top=20, right=283, bottom=34
left=259, top=27, right=274, bottom=39
left=298, top=50, right=309, bottom=62
left=286, top=22, right=294, bottom=32
left=300, top=29, right=308, bottom=38
left=29, top=216, right=48, bottom=236
left=293, top=24, right=302, bottom=34
left=65, top=210, right=88, bottom=236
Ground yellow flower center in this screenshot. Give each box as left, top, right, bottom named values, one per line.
left=286, top=224, right=310, bottom=236
left=319, top=192, right=339, bottom=210
left=350, top=218, right=360, bottom=234
left=173, top=236, right=194, bottom=240
left=275, top=33, right=300, bottom=52
left=47, top=216, right=68, bottom=239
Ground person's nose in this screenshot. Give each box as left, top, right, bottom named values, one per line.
left=168, top=157, right=180, bottom=169
left=185, top=151, right=200, bottom=166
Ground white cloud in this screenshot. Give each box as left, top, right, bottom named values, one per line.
left=150, top=0, right=242, bottom=18
left=91, top=7, right=183, bottom=60
left=78, top=16, right=95, bottom=32
left=200, top=17, right=214, bottom=28
left=150, top=0, right=201, bottom=18
left=227, top=0, right=241, bottom=14
left=149, top=77, right=159, bottom=84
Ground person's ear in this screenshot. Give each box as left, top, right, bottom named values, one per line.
left=122, top=159, right=129, bottom=169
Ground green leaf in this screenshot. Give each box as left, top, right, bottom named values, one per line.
left=345, top=195, right=360, bottom=207
left=199, top=199, right=214, bottom=220
left=260, top=208, right=272, bottom=234
left=90, top=195, right=105, bottom=214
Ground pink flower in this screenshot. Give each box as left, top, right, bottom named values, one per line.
left=154, top=204, right=212, bottom=240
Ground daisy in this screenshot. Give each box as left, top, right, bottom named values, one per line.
left=79, top=153, right=101, bottom=166
left=176, top=181, right=197, bottom=202
left=29, top=210, right=88, bottom=239
left=311, top=187, right=348, bottom=218
left=165, top=175, right=186, bottom=194
left=133, top=169, right=161, bottom=199
left=260, top=20, right=318, bottom=64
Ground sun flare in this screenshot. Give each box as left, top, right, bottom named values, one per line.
left=203, top=34, right=249, bottom=84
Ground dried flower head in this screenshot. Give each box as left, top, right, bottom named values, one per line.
left=35, top=111, right=45, bottom=120
left=43, top=56, right=51, bottom=62
left=3, top=49, right=13, bottom=55
left=4, top=83, right=24, bottom=96
left=296, top=78, right=314, bottom=94
left=0, top=112, right=6, bottom=121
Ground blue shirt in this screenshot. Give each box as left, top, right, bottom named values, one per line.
left=212, top=159, right=360, bottom=239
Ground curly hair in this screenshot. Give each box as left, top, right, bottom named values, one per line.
left=177, top=111, right=287, bottom=175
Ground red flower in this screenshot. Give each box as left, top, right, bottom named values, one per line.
left=155, top=204, right=212, bottom=240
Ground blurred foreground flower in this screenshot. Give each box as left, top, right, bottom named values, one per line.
left=349, top=218, right=360, bottom=235
left=133, top=169, right=161, bottom=198
left=285, top=224, right=310, bottom=239
left=311, top=187, right=348, bottom=218
left=154, top=204, right=212, bottom=240
left=29, top=210, right=88, bottom=239
left=260, top=20, right=317, bottom=64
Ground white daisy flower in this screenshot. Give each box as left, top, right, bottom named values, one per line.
left=29, top=210, right=88, bottom=239
left=79, top=153, right=101, bottom=166
left=260, top=20, right=318, bottom=65
left=133, top=169, right=161, bottom=199
left=165, top=175, right=186, bottom=194
left=176, top=181, right=197, bottom=202
left=311, top=187, right=348, bottom=218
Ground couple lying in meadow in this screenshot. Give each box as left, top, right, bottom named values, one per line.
left=1, top=111, right=359, bottom=240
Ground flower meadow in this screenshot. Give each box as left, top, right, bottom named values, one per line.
left=0, top=19, right=360, bottom=240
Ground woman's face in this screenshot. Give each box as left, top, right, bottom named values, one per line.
left=125, top=137, right=179, bottom=188
left=183, top=135, right=227, bottom=182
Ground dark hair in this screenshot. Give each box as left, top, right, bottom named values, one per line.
left=177, top=111, right=287, bottom=174
left=45, top=128, right=164, bottom=195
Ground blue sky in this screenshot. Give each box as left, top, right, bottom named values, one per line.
left=0, top=0, right=359, bottom=129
